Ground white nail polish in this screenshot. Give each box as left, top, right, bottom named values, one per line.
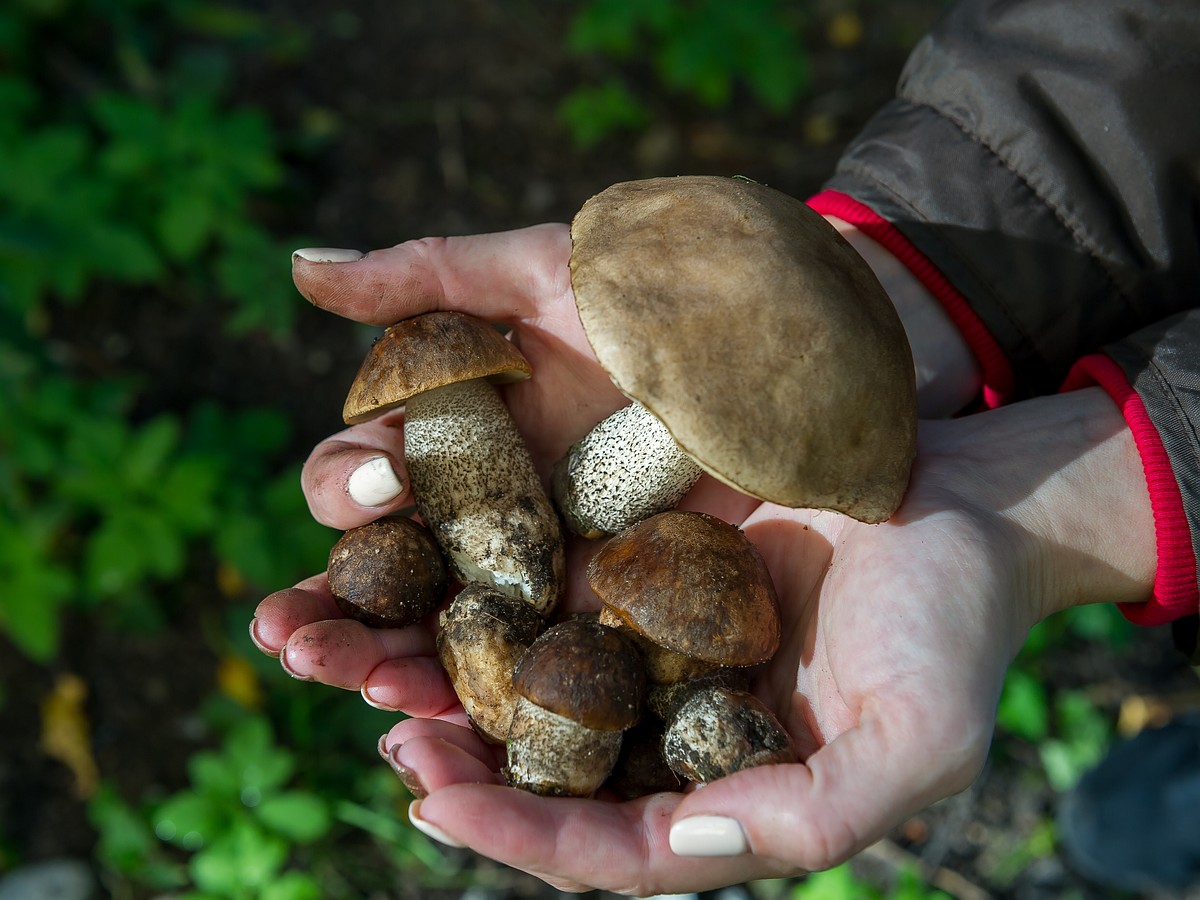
left=292, top=247, right=365, bottom=263
left=348, top=457, right=403, bottom=507
left=408, top=801, right=466, bottom=848
left=668, top=815, right=749, bottom=857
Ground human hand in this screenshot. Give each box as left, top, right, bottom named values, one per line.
left=373, top=387, right=1153, bottom=894
left=256, top=284, right=1155, bottom=894
left=251, top=224, right=760, bottom=700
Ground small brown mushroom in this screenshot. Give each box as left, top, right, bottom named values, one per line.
left=587, top=510, right=793, bottom=784
left=327, top=517, right=448, bottom=628
left=436, top=583, right=544, bottom=744
left=503, top=618, right=645, bottom=797
left=556, top=175, right=918, bottom=536
left=588, top=510, right=781, bottom=685
left=661, top=685, right=795, bottom=784
left=342, top=311, right=565, bottom=616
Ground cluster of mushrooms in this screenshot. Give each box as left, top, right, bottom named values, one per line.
left=324, top=176, right=918, bottom=798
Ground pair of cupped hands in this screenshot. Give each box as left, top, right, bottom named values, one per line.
left=250, top=222, right=1156, bottom=895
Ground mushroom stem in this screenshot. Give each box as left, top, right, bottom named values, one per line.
left=437, top=584, right=544, bottom=744
left=504, top=697, right=625, bottom=797
left=405, top=377, right=564, bottom=615
left=552, top=401, right=702, bottom=538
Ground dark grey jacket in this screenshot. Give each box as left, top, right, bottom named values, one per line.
left=821, top=0, right=1200, bottom=656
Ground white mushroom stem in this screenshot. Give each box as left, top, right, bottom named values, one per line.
left=404, top=377, right=564, bottom=615
left=552, top=401, right=702, bottom=538
left=504, top=696, right=624, bottom=797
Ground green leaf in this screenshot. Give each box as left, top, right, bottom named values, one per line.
left=158, top=189, right=216, bottom=261
left=189, top=819, right=288, bottom=895
left=260, top=871, right=322, bottom=900
left=997, top=668, right=1049, bottom=742
left=254, top=791, right=331, bottom=843
left=189, top=750, right=243, bottom=799
left=154, top=792, right=225, bottom=849
left=558, top=81, right=649, bottom=148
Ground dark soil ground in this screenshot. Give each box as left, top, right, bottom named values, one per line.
left=4, top=2, right=1200, bottom=898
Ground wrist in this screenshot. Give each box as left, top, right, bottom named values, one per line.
left=824, top=216, right=982, bottom=417
left=920, top=388, right=1156, bottom=625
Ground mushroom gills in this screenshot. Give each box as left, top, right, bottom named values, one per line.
left=404, top=377, right=564, bottom=615
left=553, top=401, right=702, bottom=538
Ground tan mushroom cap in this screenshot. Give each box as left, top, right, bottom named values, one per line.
left=343, top=311, right=532, bottom=425
left=569, top=175, right=917, bottom=523
left=586, top=511, right=781, bottom=668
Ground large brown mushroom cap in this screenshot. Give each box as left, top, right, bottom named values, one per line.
left=569, top=175, right=917, bottom=523
left=586, top=511, right=781, bottom=668
left=343, top=311, right=531, bottom=424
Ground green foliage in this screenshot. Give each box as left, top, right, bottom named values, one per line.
left=561, top=0, right=811, bottom=147
left=0, top=0, right=308, bottom=335
left=0, top=0, right=334, bottom=661
left=0, top=343, right=333, bottom=660
left=789, top=861, right=951, bottom=899
left=91, top=714, right=330, bottom=899
left=997, top=604, right=1131, bottom=791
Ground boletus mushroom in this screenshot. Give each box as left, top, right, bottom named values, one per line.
left=504, top=617, right=645, bottom=797
left=556, top=175, right=918, bottom=536
left=343, top=311, right=565, bottom=615
left=436, top=583, right=544, bottom=744
left=327, top=517, right=448, bottom=628
left=587, top=509, right=795, bottom=783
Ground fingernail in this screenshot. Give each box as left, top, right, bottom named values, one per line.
left=279, top=648, right=313, bottom=682
left=247, top=618, right=279, bottom=658
left=669, top=815, right=749, bottom=857
left=348, top=457, right=404, bottom=507
left=293, top=247, right=364, bottom=263
left=408, top=800, right=464, bottom=848
left=361, top=684, right=398, bottom=711
left=377, top=733, right=391, bottom=760
left=389, top=746, right=428, bottom=799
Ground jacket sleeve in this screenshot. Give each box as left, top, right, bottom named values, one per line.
left=810, top=0, right=1200, bottom=643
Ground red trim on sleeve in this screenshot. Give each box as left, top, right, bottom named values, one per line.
left=808, top=189, right=1015, bottom=408
left=1061, top=354, right=1200, bottom=625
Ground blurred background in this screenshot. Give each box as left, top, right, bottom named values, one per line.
left=2, top=1, right=1197, bottom=898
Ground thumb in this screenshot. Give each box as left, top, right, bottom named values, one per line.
left=291, top=223, right=571, bottom=327
left=667, top=713, right=988, bottom=871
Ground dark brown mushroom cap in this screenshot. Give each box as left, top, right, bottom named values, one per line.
left=569, top=175, right=917, bottom=523
left=586, top=511, right=780, bottom=667
left=512, top=618, right=645, bottom=731
left=343, top=311, right=532, bottom=425
left=327, top=517, right=448, bottom=628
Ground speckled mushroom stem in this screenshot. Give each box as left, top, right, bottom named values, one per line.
left=504, top=697, right=626, bottom=797
left=552, top=401, right=702, bottom=539
left=404, top=377, right=565, bottom=616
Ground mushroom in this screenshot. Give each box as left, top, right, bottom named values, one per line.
left=587, top=510, right=794, bottom=783
left=343, top=311, right=565, bottom=615
left=588, top=510, right=781, bottom=685
left=556, top=175, right=918, bottom=536
left=436, top=582, right=544, bottom=744
left=661, top=685, right=795, bottom=784
left=327, top=517, right=448, bottom=628
left=503, top=617, right=645, bottom=797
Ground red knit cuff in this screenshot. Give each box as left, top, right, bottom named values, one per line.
left=1061, top=354, right=1199, bottom=625
left=808, top=189, right=1015, bottom=408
